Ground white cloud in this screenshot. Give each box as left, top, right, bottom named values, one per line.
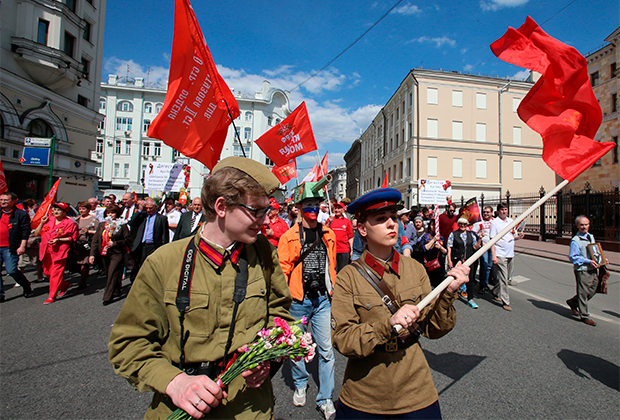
left=464, top=64, right=474, bottom=71
left=394, top=3, right=422, bottom=16
left=480, top=0, right=529, bottom=12
left=103, top=57, right=169, bottom=88
left=511, top=69, right=530, bottom=80
left=410, top=36, right=456, bottom=48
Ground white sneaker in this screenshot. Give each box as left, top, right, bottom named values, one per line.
left=317, top=399, right=336, bottom=420
left=293, top=387, right=306, bottom=407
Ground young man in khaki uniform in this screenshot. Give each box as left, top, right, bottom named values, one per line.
left=109, top=157, right=293, bottom=419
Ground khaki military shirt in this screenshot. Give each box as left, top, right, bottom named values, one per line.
left=331, top=249, right=457, bottom=415
left=109, top=233, right=293, bottom=419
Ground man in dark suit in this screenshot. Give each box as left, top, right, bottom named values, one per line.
left=173, top=197, right=206, bottom=241
left=129, top=198, right=169, bottom=282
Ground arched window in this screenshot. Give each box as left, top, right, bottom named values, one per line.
left=275, top=118, right=281, bottom=125
left=28, top=118, right=54, bottom=138
left=155, top=103, right=163, bottom=114
left=117, top=101, right=133, bottom=112
left=99, top=99, right=106, bottom=110
left=144, top=103, right=152, bottom=113
left=245, top=111, right=252, bottom=122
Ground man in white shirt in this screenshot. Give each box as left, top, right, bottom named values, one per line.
left=317, top=203, right=330, bottom=224
left=490, top=203, right=524, bottom=311
left=472, top=205, right=494, bottom=293
left=162, top=198, right=181, bottom=242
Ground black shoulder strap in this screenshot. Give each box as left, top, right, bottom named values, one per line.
left=222, top=247, right=248, bottom=369
left=176, top=239, right=197, bottom=370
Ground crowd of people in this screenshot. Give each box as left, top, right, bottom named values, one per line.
left=0, top=164, right=609, bottom=419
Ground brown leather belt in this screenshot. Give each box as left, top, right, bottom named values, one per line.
left=376, top=334, right=419, bottom=353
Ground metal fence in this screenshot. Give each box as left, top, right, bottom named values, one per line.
left=459, top=185, right=619, bottom=242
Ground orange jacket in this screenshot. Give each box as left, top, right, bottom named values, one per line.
left=278, top=223, right=337, bottom=301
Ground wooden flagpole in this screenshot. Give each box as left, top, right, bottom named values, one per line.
left=394, top=178, right=570, bottom=332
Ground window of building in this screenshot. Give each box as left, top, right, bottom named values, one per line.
left=83, top=21, right=92, bottom=42
left=512, top=97, right=521, bottom=112
left=77, top=95, right=88, bottom=107
left=115, top=140, right=121, bottom=154
left=427, top=157, right=438, bottom=177
left=476, top=159, right=487, bottom=179
left=81, top=57, right=90, bottom=80
left=243, top=127, right=251, bottom=141
left=265, top=157, right=274, bottom=166
left=124, top=140, right=131, bottom=155
left=612, top=93, right=617, bottom=113
left=513, top=126, right=522, bottom=145
left=396, top=133, right=399, bottom=147
left=13, top=149, right=19, bottom=159
left=98, top=118, right=105, bottom=130
left=476, top=92, right=487, bottom=109
left=142, top=142, right=150, bottom=156
left=154, top=143, right=161, bottom=156
left=427, top=87, right=438, bottom=105
left=141, top=165, right=147, bottom=180
left=172, top=150, right=180, bottom=159
left=611, top=62, right=617, bottom=78
left=399, top=161, right=403, bottom=179
left=155, top=103, right=163, bottom=114
left=513, top=160, right=522, bottom=179
left=95, top=167, right=101, bottom=177
left=99, top=99, right=106, bottom=110
left=267, top=116, right=273, bottom=126
left=452, top=121, right=463, bottom=140
left=452, top=90, right=463, bottom=107
left=396, top=107, right=399, bottom=121
left=116, top=117, right=132, bottom=131
left=613, top=136, right=618, bottom=164
left=37, top=19, right=49, bottom=45
left=234, top=145, right=250, bottom=157
left=476, top=123, right=486, bottom=142
left=96, top=139, right=103, bottom=153
left=407, top=157, right=412, bottom=177
left=408, top=123, right=412, bottom=139
left=275, top=118, right=281, bottom=125
left=123, top=163, right=130, bottom=178
left=427, top=119, right=438, bottom=139
left=117, top=101, right=133, bottom=112
left=63, top=31, right=76, bottom=58
left=65, top=0, right=77, bottom=13
left=143, top=119, right=151, bottom=133
left=28, top=118, right=53, bottom=137
left=453, top=158, right=462, bottom=178
left=245, top=111, right=252, bottom=122
left=590, top=71, right=599, bottom=86
left=114, top=163, right=120, bottom=178
left=144, top=103, right=152, bottom=113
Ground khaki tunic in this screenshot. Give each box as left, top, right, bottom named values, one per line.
left=331, top=249, right=458, bottom=415
left=109, top=233, right=293, bottom=419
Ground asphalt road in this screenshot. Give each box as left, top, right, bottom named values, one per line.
left=1, top=252, right=619, bottom=420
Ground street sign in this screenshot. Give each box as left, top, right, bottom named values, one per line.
left=21, top=147, right=50, bottom=166
left=24, top=137, right=52, bottom=147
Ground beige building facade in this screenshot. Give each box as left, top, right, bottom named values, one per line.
left=356, top=68, right=557, bottom=208
left=0, top=0, right=106, bottom=203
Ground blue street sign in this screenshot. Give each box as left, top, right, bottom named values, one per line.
left=21, top=147, right=50, bottom=166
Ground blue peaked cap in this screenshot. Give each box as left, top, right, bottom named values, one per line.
left=347, top=188, right=403, bottom=216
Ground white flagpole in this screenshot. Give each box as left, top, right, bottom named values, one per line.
left=394, top=178, right=569, bottom=332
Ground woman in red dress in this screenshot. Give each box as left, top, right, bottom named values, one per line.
left=34, top=202, right=78, bottom=304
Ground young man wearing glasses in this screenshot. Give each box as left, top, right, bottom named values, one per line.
left=472, top=206, right=495, bottom=294
left=109, top=157, right=293, bottom=420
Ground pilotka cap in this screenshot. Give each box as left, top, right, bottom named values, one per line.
left=212, top=156, right=280, bottom=195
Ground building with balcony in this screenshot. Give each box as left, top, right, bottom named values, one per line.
left=1, top=0, right=106, bottom=203
left=96, top=78, right=291, bottom=199
left=343, top=138, right=361, bottom=201
left=567, top=26, right=619, bottom=192
left=349, top=68, right=557, bottom=209
left=328, top=165, right=347, bottom=202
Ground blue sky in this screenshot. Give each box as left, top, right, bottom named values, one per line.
left=103, top=0, right=618, bottom=178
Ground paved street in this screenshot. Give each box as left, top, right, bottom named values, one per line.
left=1, top=251, right=619, bottom=420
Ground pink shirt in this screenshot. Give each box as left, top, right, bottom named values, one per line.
left=39, top=217, right=78, bottom=260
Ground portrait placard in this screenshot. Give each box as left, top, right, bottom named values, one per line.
left=586, top=243, right=606, bottom=266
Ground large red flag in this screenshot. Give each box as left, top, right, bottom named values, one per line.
left=255, top=102, right=317, bottom=166
left=0, top=160, right=7, bottom=194
left=318, top=151, right=328, bottom=179
left=30, top=178, right=60, bottom=229
left=272, top=160, right=297, bottom=185
left=491, top=16, right=614, bottom=182
left=147, top=0, right=239, bottom=170
left=300, top=161, right=319, bottom=184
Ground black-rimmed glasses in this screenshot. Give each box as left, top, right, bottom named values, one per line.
left=237, top=203, right=272, bottom=218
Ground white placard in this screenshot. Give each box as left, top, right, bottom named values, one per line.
left=144, top=163, right=186, bottom=192
left=24, top=137, right=52, bottom=147
left=418, top=179, right=452, bottom=205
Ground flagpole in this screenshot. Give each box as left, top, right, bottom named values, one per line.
left=394, top=178, right=569, bottom=332
left=224, top=100, right=246, bottom=158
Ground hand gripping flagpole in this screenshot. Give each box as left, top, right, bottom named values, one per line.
left=393, top=178, right=569, bottom=333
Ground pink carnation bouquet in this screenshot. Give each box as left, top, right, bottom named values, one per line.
left=167, top=316, right=315, bottom=420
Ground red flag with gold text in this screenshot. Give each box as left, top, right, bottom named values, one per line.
left=147, top=0, right=239, bottom=170
left=272, top=160, right=297, bottom=185
left=255, top=102, right=317, bottom=166
left=491, top=16, right=614, bottom=182
left=30, top=178, right=60, bottom=229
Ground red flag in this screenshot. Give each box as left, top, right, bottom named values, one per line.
left=0, top=160, right=7, bottom=194
left=147, top=0, right=239, bottom=170
left=255, top=102, right=317, bottom=166
left=459, top=197, right=481, bottom=224
left=30, top=178, right=60, bottom=229
left=381, top=172, right=388, bottom=188
left=318, top=151, right=328, bottom=178
left=301, top=161, right=319, bottom=184
left=491, top=16, right=614, bottom=182
left=272, top=160, right=297, bottom=185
